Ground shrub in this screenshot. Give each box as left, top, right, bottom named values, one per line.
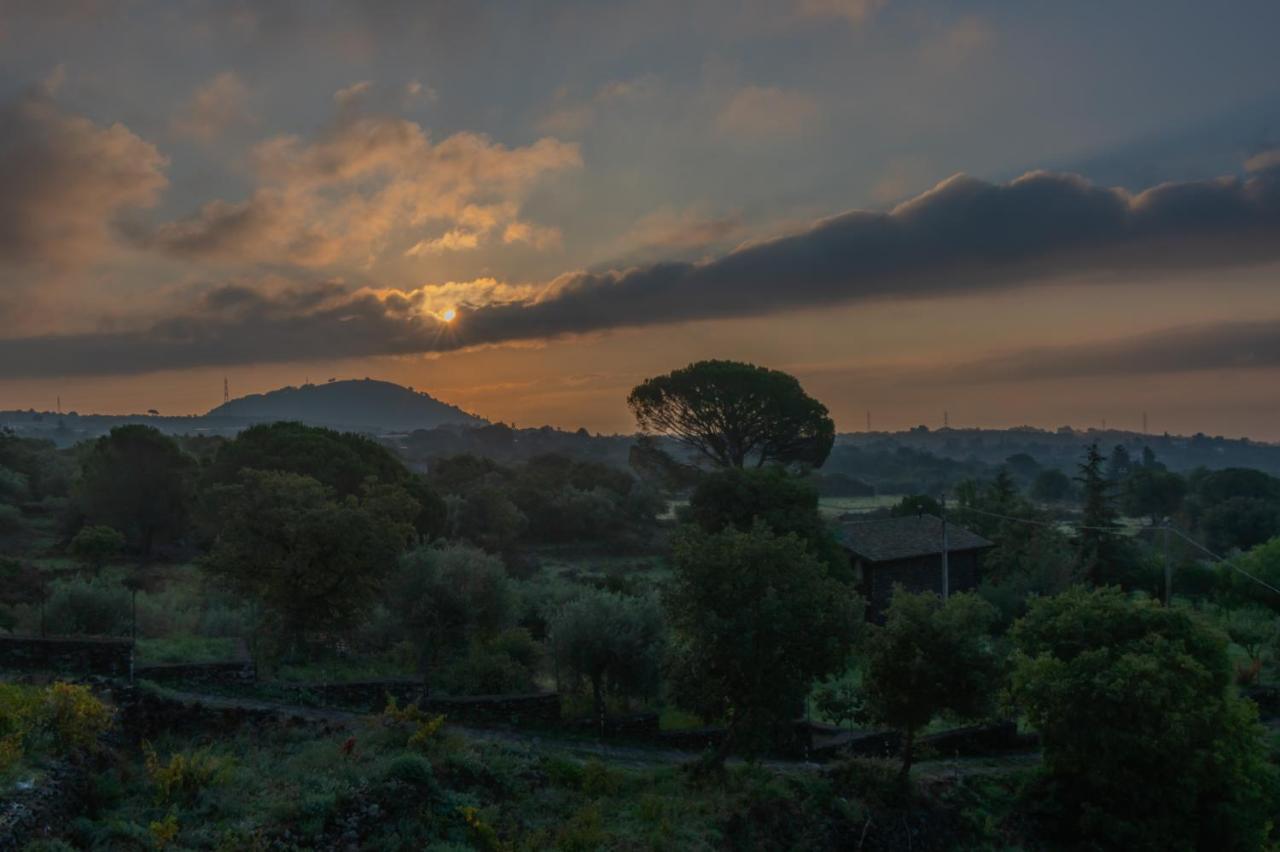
left=143, top=742, right=233, bottom=804
left=42, top=683, right=113, bottom=751
left=44, top=581, right=128, bottom=636
left=382, top=754, right=439, bottom=792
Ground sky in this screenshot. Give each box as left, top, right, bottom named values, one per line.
left=2, top=0, right=1280, bottom=437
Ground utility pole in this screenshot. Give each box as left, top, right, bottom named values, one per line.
left=943, top=410, right=949, bottom=428
left=940, top=492, right=950, bottom=600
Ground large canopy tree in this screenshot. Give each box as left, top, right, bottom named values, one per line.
left=627, top=360, right=834, bottom=469
left=76, top=425, right=195, bottom=556
left=203, top=470, right=414, bottom=656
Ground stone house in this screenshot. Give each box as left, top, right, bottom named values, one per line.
left=838, top=514, right=993, bottom=622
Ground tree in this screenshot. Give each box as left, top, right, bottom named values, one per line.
left=1031, top=468, right=1072, bottom=502
left=204, top=422, right=445, bottom=540
left=1106, top=444, right=1132, bottom=480
left=549, top=589, right=665, bottom=735
left=387, top=543, right=514, bottom=683
left=203, top=470, right=410, bottom=656
left=1216, top=605, right=1274, bottom=672
left=1201, top=497, right=1280, bottom=554
left=1121, top=466, right=1186, bottom=523
left=665, top=523, right=862, bottom=765
left=859, top=589, right=1001, bottom=779
left=1074, top=444, right=1131, bottom=586
left=889, top=494, right=942, bottom=517
left=1227, top=537, right=1280, bottom=612
left=1010, top=587, right=1277, bottom=850
left=685, top=466, right=848, bottom=579
left=627, top=360, right=835, bottom=469
left=69, top=525, right=124, bottom=577
left=76, top=425, right=194, bottom=556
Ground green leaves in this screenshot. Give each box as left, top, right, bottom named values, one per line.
left=628, top=360, right=834, bottom=470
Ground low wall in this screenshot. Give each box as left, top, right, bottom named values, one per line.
left=917, top=720, right=1035, bottom=757
left=275, top=679, right=562, bottom=726
left=114, top=685, right=334, bottom=739
left=0, top=635, right=133, bottom=677
left=134, top=659, right=256, bottom=687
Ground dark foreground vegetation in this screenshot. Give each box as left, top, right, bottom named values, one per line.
left=4, top=359, right=1280, bottom=850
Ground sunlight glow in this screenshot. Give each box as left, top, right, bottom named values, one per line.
left=441, top=308, right=457, bottom=322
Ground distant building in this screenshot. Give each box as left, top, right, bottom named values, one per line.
left=837, top=515, right=993, bottom=622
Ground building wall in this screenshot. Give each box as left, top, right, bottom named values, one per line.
left=860, top=550, right=982, bottom=621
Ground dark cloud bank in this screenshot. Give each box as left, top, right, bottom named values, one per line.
left=3, top=165, right=1280, bottom=380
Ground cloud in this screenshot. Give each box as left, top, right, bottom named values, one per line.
left=795, top=0, right=886, bottom=25
left=144, top=105, right=581, bottom=266
left=172, top=71, right=252, bottom=140
left=6, top=163, right=1280, bottom=378
left=0, top=87, right=167, bottom=270
left=883, top=318, right=1280, bottom=387
left=620, top=207, right=746, bottom=253
left=716, top=85, right=820, bottom=139
left=920, top=16, right=996, bottom=67
left=537, top=76, right=659, bottom=136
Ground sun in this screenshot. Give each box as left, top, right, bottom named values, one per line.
left=441, top=308, right=457, bottom=322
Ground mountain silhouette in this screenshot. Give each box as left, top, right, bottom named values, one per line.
left=207, top=378, right=486, bottom=432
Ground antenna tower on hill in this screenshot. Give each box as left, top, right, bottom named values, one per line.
left=223, top=377, right=229, bottom=404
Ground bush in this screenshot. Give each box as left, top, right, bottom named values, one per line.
left=44, top=580, right=128, bottom=636
left=0, top=682, right=112, bottom=773
left=383, top=754, right=440, bottom=793
left=1010, top=587, right=1278, bottom=850
left=143, top=742, right=233, bottom=804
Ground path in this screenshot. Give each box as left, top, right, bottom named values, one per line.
left=147, top=686, right=1039, bottom=777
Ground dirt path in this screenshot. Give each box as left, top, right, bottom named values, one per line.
left=151, top=686, right=1038, bottom=777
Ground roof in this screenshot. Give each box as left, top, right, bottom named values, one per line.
left=836, top=515, right=993, bottom=563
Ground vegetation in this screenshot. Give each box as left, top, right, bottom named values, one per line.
left=859, top=589, right=1001, bottom=779
left=627, top=360, right=835, bottom=469
left=1010, top=587, right=1278, bottom=850
left=665, top=523, right=862, bottom=765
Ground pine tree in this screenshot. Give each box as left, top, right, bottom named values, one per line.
left=1075, top=443, right=1128, bottom=586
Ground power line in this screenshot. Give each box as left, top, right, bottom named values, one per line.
left=953, top=503, right=1280, bottom=599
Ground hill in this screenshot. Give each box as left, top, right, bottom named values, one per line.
left=205, top=379, right=485, bottom=432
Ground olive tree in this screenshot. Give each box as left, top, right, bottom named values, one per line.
left=549, top=589, right=665, bottom=735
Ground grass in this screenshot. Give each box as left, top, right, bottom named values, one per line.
left=135, top=636, right=243, bottom=665
left=817, top=495, right=904, bottom=518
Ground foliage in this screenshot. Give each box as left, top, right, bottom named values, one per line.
left=202, top=421, right=446, bottom=539
left=1009, top=587, right=1278, bottom=851
left=1215, top=604, right=1276, bottom=664
left=1075, top=443, right=1136, bottom=586
left=0, top=682, right=112, bottom=776
left=627, top=360, right=835, bottom=469
left=144, top=741, right=233, bottom=804
left=387, top=543, right=514, bottom=678
left=75, top=425, right=194, bottom=555
left=859, top=589, right=1001, bottom=777
left=202, top=470, right=410, bottom=651
left=1030, top=468, right=1072, bottom=502
left=889, top=494, right=942, bottom=517
left=685, top=466, right=848, bottom=578
left=1121, top=466, right=1186, bottom=522
left=665, top=523, right=862, bottom=763
left=44, top=579, right=129, bottom=636
left=69, top=524, right=124, bottom=575
left=1222, top=536, right=1280, bottom=613
left=549, top=589, right=665, bottom=732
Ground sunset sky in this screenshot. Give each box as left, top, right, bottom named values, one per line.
left=2, top=1, right=1280, bottom=437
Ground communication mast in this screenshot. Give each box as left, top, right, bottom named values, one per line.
left=223, top=377, right=229, bottom=404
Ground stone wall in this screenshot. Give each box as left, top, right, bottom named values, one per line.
left=134, top=659, right=257, bottom=687
left=275, top=679, right=562, bottom=727
left=0, top=635, right=133, bottom=677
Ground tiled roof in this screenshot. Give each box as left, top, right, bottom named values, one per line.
left=836, top=514, right=993, bottom=563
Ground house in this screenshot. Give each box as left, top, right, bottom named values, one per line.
left=837, top=514, right=993, bottom=622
